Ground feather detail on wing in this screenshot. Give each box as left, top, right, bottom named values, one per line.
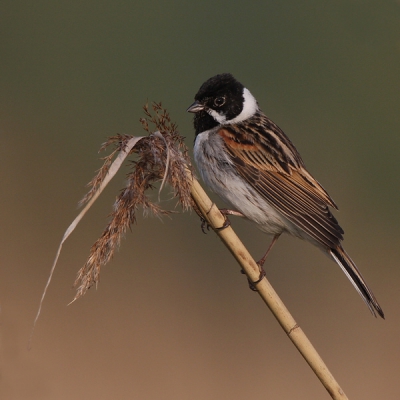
left=218, top=125, right=344, bottom=249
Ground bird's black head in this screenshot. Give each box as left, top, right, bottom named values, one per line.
left=187, top=73, right=258, bottom=135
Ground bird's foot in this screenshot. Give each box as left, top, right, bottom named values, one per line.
left=215, top=209, right=244, bottom=231
left=241, top=265, right=266, bottom=291
left=199, top=208, right=243, bottom=232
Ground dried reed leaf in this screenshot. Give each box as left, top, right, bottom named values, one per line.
left=30, top=135, right=144, bottom=349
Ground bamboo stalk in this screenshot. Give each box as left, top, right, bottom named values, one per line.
left=189, top=172, right=349, bottom=400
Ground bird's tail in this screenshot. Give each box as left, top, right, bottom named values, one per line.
left=330, top=247, right=384, bottom=319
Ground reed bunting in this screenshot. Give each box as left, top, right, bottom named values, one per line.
left=187, top=73, right=384, bottom=318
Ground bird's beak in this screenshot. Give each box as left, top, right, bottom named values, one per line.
left=186, top=101, right=205, bottom=113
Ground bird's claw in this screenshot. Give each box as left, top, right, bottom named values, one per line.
left=215, top=215, right=231, bottom=231
left=200, top=217, right=211, bottom=234
left=200, top=212, right=231, bottom=233
left=241, top=266, right=266, bottom=291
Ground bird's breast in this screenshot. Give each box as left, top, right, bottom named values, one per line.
left=193, top=129, right=288, bottom=236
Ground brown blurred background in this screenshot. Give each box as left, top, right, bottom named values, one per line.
left=1, top=1, right=399, bottom=399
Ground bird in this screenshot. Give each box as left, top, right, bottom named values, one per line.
left=187, top=73, right=384, bottom=318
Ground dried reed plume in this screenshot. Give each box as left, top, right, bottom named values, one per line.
left=73, top=103, right=194, bottom=300
left=31, top=103, right=196, bottom=344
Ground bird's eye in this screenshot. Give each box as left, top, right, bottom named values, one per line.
left=214, top=97, right=226, bottom=107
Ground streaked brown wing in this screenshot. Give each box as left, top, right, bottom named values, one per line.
left=218, top=126, right=344, bottom=249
